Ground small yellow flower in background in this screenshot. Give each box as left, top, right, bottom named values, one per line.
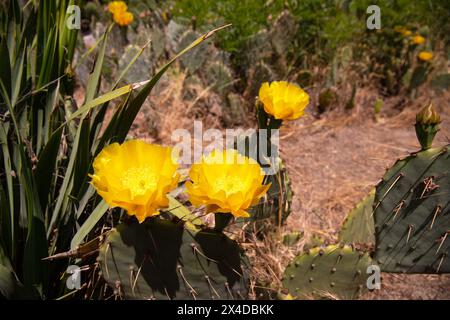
left=418, top=51, right=433, bottom=62
left=394, top=26, right=411, bottom=36
left=412, top=35, right=426, bottom=45
left=113, top=10, right=134, bottom=26
left=258, top=81, right=309, bottom=120
left=186, top=149, right=270, bottom=218
left=90, top=140, right=180, bottom=223
left=108, top=1, right=128, bottom=15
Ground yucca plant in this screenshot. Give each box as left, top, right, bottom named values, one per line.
left=0, top=0, right=223, bottom=299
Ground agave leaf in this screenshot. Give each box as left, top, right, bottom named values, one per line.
left=35, top=125, right=63, bottom=213
left=0, top=37, right=11, bottom=97
left=85, top=25, right=112, bottom=103
left=70, top=201, right=109, bottom=250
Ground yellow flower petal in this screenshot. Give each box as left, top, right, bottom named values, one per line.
left=91, top=140, right=179, bottom=223
left=411, top=35, right=425, bottom=45
left=108, top=1, right=128, bottom=15
left=112, top=10, right=134, bottom=26
left=259, top=81, right=309, bottom=120
left=418, top=51, right=433, bottom=62
left=186, top=149, right=269, bottom=218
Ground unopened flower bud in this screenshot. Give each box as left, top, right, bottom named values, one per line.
left=415, top=103, right=441, bottom=150
left=416, top=103, right=441, bottom=125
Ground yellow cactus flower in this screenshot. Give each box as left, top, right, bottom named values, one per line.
left=113, top=10, right=134, bottom=26
left=90, top=140, right=180, bottom=223
left=402, top=30, right=412, bottom=37
left=412, top=35, right=426, bottom=45
left=258, top=81, right=309, bottom=120
left=108, top=1, right=128, bottom=15
left=186, top=149, right=270, bottom=218
left=418, top=51, right=433, bottom=62
left=394, top=26, right=412, bottom=37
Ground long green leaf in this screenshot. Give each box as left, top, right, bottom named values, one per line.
left=16, top=145, right=47, bottom=297
left=63, top=83, right=139, bottom=124
left=0, top=124, right=14, bottom=260
left=0, top=37, right=11, bottom=97
left=70, top=201, right=109, bottom=250
left=85, top=25, right=112, bottom=103
left=73, top=118, right=91, bottom=197
left=0, top=176, right=13, bottom=262
left=10, top=43, right=25, bottom=107
left=34, top=126, right=62, bottom=211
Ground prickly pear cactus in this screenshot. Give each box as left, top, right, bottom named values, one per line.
left=283, top=231, right=303, bottom=247
left=250, top=160, right=293, bottom=229
left=409, top=65, right=428, bottom=91
left=431, top=73, right=450, bottom=93
left=167, top=20, right=186, bottom=51
left=303, top=234, right=326, bottom=251
left=225, top=92, right=247, bottom=126
left=373, top=145, right=450, bottom=273
left=149, top=26, right=166, bottom=62
left=204, top=61, right=233, bottom=97
left=318, top=88, right=338, bottom=113
left=98, top=219, right=249, bottom=299
left=244, top=30, right=272, bottom=67
left=177, top=30, right=208, bottom=74
left=244, top=62, right=277, bottom=101
left=338, top=190, right=376, bottom=245
left=295, top=70, right=313, bottom=88
left=282, top=245, right=372, bottom=299
left=270, top=10, right=297, bottom=56
left=118, top=45, right=152, bottom=84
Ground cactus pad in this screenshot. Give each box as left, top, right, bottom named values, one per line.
left=431, top=73, right=450, bottom=93
left=204, top=61, right=233, bottom=97
left=373, top=145, right=450, bottom=273
left=318, top=88, right=338, bottom=113
left=338, top=189, right=376, bottom=245
left=271, top=11, right=297, bottom=56
left=282, top=245, right=372, bottom=299
left=99, top=219, right=249, bottom=299
left=177, top=30, right=208, bottom=74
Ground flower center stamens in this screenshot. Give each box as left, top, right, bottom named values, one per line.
left=121, top=166, right=158, bottom=197
left=214, top=175, right=245, bottom=195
